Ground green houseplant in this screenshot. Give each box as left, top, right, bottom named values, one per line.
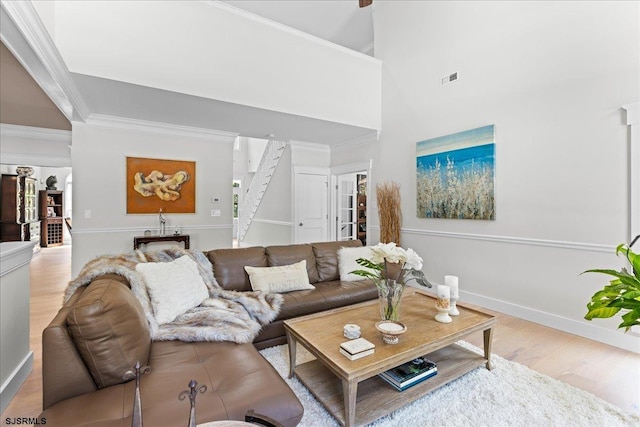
left=583, top=236, right=640, bottom=331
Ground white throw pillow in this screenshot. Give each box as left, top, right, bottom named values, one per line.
left=135, top=255, right=209, bottom=325
left=244, top=260, right=315, bottom=293
left=338, top=246, right=376, bottom=281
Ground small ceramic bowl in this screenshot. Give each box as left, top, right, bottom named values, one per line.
left=343, top=323, right=361, bottom=339
left=375, top=320, right=407, bottom=345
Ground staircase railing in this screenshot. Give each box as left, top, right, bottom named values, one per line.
left=238, top=139, right=288, bottom=242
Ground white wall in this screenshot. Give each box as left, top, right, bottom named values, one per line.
left=50, top=0, right=381, bottom=131
left=70, top=119, right=236, bottom=275
left=373, top=1, right=639, bottom=351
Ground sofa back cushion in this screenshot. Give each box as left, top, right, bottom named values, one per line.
left=266, top=244, right=319, bottom=284
left=206, top=246, right=267, bottom=291
left=66, top=277, right=151, bottom=389
left=312, top=240, right=363, bottom=282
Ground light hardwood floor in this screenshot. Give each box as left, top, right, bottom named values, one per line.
left=2, top=244, right=639, bottom=423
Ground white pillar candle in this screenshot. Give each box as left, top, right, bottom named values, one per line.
left=435, top=284, right=451, bottom=311
left=445, top=275, right=459, bottom=298
left=437, top=284, right=450, bottom=299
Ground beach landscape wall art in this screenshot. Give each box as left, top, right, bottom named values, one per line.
left=416, top=125, right=495, bottom=220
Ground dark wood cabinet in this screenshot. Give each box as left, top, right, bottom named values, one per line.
left=39, top=190, right=64, bottom=247
left=1, top=174, right=40, bottom=243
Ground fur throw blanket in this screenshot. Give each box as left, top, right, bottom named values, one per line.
left=64, top=248, right=283, bottom=344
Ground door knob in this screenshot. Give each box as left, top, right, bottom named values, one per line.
left=299, top=222, right=304, bottom=226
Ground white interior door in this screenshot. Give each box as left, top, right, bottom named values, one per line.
left=294, top=169, right=328, bottom=243
left=336, top=173, right=356, bottom=241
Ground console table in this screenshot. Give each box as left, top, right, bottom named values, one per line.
left=133, top=234, right=190, bottom=250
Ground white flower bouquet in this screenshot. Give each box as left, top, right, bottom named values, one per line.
left=351, top=242, right=432, bottom=320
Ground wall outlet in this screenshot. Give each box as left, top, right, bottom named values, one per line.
left=211, top=209, right=221, bottom=217
left=84, top=209, right=92, bottom=219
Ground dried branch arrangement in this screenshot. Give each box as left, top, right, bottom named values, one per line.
left=377, top=181, right=402, bottom=245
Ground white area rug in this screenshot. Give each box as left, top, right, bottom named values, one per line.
left=259, top=342, right=639, bottom=427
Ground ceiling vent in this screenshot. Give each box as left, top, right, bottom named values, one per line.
left=441, top=71, right=459, bottom=86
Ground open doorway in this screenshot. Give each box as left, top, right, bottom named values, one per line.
left=335, top=170, right=367, bottom=245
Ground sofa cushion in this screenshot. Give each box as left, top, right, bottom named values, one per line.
left=277, top=280, right=378, bottom=320
left=312, top=240, right=363, bottom=282
left=135, top=255, right=209, bottom=324
left=206, top=246, right=268, bottom=291
left=66, top=278, right=151, bottom=389
left=338, top=246, right=376, bottom=281
left=244, top=260, right=315, bottom=293
left=266, top=244, right=319, bottom=284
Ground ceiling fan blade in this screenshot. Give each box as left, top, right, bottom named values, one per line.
left=359, top=0, right=373, bottom=8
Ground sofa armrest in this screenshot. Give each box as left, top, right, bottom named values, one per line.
left=42, top=290, right=97, bottom=409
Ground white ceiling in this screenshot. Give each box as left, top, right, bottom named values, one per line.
left=221, top=0, right=374, bottom=55
left=65, top=1, right=378, bottom=144
left=1, top=0, right=377, bottom=145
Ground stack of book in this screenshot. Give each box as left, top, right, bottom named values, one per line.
left=379, top=357, right=437, bottom=391
left=339, top=338, right=375, bottom=360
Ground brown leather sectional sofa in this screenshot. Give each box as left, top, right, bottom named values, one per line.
left=40, top=240, right=377, bottom=426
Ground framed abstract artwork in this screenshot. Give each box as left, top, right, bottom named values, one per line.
left=126, top=157, right=196, bottom=214
left=416, top=125, right=495, bottom=220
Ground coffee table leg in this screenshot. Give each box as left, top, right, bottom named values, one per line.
left=342, top=378, right=358, bottom=427
left=483, top=327, right=494, bottom=370
left=286, top=330, right=297, bottom=379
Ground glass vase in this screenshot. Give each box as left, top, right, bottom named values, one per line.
left=378, top=279, right=404, bottom=321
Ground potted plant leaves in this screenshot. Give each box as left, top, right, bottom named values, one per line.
left=583, top=235, right=640, bottom=331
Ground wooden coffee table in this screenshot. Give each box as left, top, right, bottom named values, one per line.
left=284, top=288, right=496, bottom=427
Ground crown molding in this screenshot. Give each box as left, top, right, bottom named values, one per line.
left=330, top=160, right=371, bottom=176
left=0, top=153, right=71, bottom=168
left=331, top=131, right=378, bottom=153
left=84, top=114, right=239, bottom=142
left=0, top=0, right=90, bottom=121
left=0, top=123, right=71, bottom=142
left=290, top=140, right=330, bottom=154
left=206, top=0, right=381, bottom=65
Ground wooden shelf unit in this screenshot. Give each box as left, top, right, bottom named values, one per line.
left=39, top=190, right=64, bottom=247
left=356, top=173, right=367, bottom=245
left=356, top=194, right=366, bottom=245
left=1, top=174, right=40, bottom=244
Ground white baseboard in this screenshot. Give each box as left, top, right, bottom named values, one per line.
left=0, top=351, right=33, bottom=413
left=460, top=290, right=640, bottom=354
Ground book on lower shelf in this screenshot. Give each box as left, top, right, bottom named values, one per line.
left=378, top=356, right=437, bottom=391
left=340, top=338, right=375, bottom=360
